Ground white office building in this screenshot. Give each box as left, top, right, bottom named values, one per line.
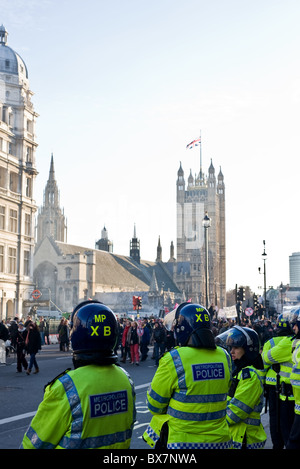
left=289, top=252, right=300, bottom=287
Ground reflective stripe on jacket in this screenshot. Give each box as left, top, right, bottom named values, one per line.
left=262, top=336, right=284, bottom=385
left=143, top=414, right=170, bottom=448
left=262, top=335, right=298, bottom=401
left=290, top=342, right=300, bottom=415
left=227, top=366, right=266, bottom=449
left=21, top=364, right=136, bottom=449
left=147, top=345, right=232, bottom=449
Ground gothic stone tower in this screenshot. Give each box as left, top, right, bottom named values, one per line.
left=175, top=159, right=226, bottom=308
left=36, top=154, right=67, bottom=244
left=0, top=26, right=38, bottom=318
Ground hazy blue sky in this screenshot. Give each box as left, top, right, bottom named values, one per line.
left=2, top=0, right=300, bottom=296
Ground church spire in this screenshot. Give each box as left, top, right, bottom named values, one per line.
left=130, top=224, right=140, bottom=264
left=44, top=153, right=59, bottom=208
left=49, top=152, right=55, bottom=180
left=156, top=236, right=162, bottom=262
left=36, top=154, right=67, bottom=244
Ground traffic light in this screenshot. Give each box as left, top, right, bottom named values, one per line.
left=133, top=295, right=142, bottom=310
left=253, top=294, right=258, bottom=309
left=237, top=287, right=245, bottom=302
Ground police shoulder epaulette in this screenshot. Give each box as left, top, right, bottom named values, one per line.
left=241, top=368, right=251, bottom=380
left=44, top=368, right=72, bottom=392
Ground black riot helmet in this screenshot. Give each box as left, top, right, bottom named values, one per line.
left=276, top=312, right=293, bottom=335
left=165, top=302, right=216, bottom=349
left=69, top=300, right=118, bottom=366
left=216, top=326, right=261, bottom=364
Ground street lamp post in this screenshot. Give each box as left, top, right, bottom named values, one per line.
left=259, top=240, right=268, bottom=318
left=202, top=211, right=211, bottom=309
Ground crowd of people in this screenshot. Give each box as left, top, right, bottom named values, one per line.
left=0, top=315, right=43, bottom=374
left=115, top=316, right=174, bottom=366
left=113, top=313, right=283, bottom=366
left=2, top=300, right=300, bottom=449
left=0, top=309, right=283, bottom=372
left=0, top=315, right=70, bottom=373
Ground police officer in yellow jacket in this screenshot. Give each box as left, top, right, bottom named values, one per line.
left=144, top=303, right=232, bottom=449
left=286, top=308, right=300, bottom=449
left=262, top=311, right=298, bottom=448
left=262, top=313, right=293, bottom=449
left=216, top=326, right=267, bottom=449
left=21, top=300, right=136, bottom=449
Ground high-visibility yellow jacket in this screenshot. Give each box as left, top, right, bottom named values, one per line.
left=262, top=335, right=299, bottom=401
left=290, top=341, right=300, bottom=415
left=262, top=336, right=286, bottom=386
left=146, top=345, right=232, bottom=449
left=21, top=364, right=136, bottom=449
left=227, top=366, right=266, bottom=449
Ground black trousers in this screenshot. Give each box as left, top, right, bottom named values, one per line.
left=266, top=386, right=284, bottom=449
left=286, top=414, right=300, bottom=449
left=280, top=397, right=295, bottom=447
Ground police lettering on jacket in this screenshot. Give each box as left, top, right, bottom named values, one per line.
left=90, top=390, right=128, bottom=418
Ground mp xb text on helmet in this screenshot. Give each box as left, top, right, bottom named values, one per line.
left=174, top=302, right=216, bottom=349
left=70, top=300, right=118, bottom=366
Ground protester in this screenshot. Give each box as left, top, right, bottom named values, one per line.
left=44, top=318, right=50, bottom=345
left=58, top=318, right=69, bottom=351
left=39, top=317, right=45, bottom=346
left=121, top=319, right=131, bottom=363
left=25, top=321, right=41, bottom=375
left=152, top=321, right=166, bottom=366
left=9, top=317, right=18, bottom=348
left=16, top=322, right=28, bottom=372
left=140, top=318, right=151, bottom=361
left=127, top=321, right=140, bottom=365
left=0, top=320, right=9, bottom=364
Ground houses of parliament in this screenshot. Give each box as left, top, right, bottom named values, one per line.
left=0, top=26, right=226, bottom=319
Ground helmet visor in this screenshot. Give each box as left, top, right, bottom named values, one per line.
left=164, top=309, right=176, bottom=331
left=290, top=307, right=300, bottom=325
left=215, top=326, right=252, bottom=351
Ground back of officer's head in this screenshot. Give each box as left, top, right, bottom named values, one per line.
left=276, top=313, right=293, bottom=336
left=69, top=300, right=118, bottom=368
left=174, top=303, right=216, bottom=349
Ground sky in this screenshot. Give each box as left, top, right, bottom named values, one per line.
left=2, top=0, right=300, bottom=296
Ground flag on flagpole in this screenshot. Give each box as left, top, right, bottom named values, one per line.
left=186, top=137, right=201, bottom=149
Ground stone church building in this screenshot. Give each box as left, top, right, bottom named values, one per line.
left=33, top=156, right=182, bottom=315
left=33, top=154, right=226, bottom=316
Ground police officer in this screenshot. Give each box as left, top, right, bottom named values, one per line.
left=286, top=309, right=300, bottom=449
left=216, top=326, right=267, bottom=449
left=21, top=300, right=136, bottom=449
left=262, top=311, right=298, bottom=447
left=143, top=303, right=232, bottom=449
left=262, top=313, right=293, bottom=449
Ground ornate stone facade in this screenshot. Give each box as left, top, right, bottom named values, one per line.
left=0, top=26, right=38, bottom=319
left=174, top=159, right=226, bottom=308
